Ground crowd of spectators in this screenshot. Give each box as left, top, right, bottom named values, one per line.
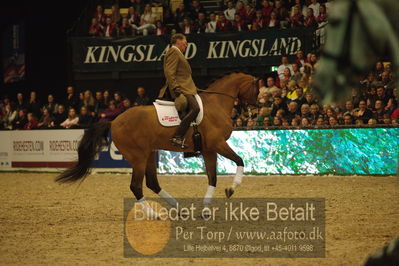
left=231, top=53, right=399, bottom=129
left=88, top=0, right=331, bottom=37
left=0, top=86, right=150, bottom=130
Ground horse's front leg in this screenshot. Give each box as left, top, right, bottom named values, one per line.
left=202, top=150, right=217, bottom=206
left=213, top=141, right=244, bottom=198
left=145, top=151, right=178, bottom=208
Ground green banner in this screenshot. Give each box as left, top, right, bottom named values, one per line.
left=71, top=29, right=313, bottom=72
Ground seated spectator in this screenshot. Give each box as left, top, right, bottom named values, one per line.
left=133, top=87, right=150, bottom=106
left=111, top=4, right=122, bottom=25
left=234, top=117, right=243, bottom=127
left=286, top=101, right=299, bottom=122
left=267, top=11, right=280, bottom=28
left=304, top=7, right=317, bottom=27
left=274, top=0, right=290, bottom=27
left=224, top=1, right=236, bottom=22
left=216, top=13, right=232, bottom=32
left=392, top=118, right=398, bottom=125
left=273, top=116, right=281, bottom=126
left=315, top=116, right=325, bottom=126
left=82, top=90, right=95, bottom=113
left=301, top=117, right=310, bottom=126
left=373, top=100, right=386, bottom=123
left=175, top=3, right=189, bottom=27
left=114, top=91, right=124, bottom=109
left=343, top=113, right=354, bottom=125
left=94, top=5, right=106, bottom=26
left=65, top=86, right=79, bottom=110
left=78, top=106, right=93, bottom=128
left=277, top=56, right=293, bottom=80
left=289, top=5, right=303, bottom=28
left=232, top=14, right=248, bottom=32
left=271, top=95, right=286, bottom=116
left=94, top=90, right=107, bottom=115
left=163, top=7, right=175, bottom=25
left=122, top=99, right=132, bottom=112
left=13, top=109, right=27, bottom=130
left=205, top=13, right=218, bottom=33
left=99, top=101, right=122, bottom=122
left=27, top=91, right=41, bottom=118
left=120, top=17, right=134, bottom=36
left=309, top=104, right=320, bottom=123
left=189, top=0, right=206, bottom=21
left=329, top=116, right=339, bottom=126
left=24, top=113, right=38, bottom=130
left=261, top=0, right=273, bottom=19
left=243, top=4, right=255, bottom=24
left=263, top=116, right=271, bottom=127
left=51, top=105, right=68, bottom=128
left=61, top=108, right=79, bottom=129
left=153, top=20, right=168, bottom=35
left=3, top=102, right=17, bottom=129
left=235, top=1, right=246, bottom=18
left=133, top=4, right=156, bottom=36
left=37, top=108, right=53, bottom=129
left=128, top=6, right=140, bottom=27
left=103, top=90, right=111, bottom=106
left=132, top=0, right=145, bottom=15
left=103, top=17, right=118, bottom=37
left=353, top=100, right=373, bottom=123
left=246, top=118, right=255, bottom=127
left=42, top=94, right=58, bottom=115
left=89, top=18, right=103, bottom=37
left=16, top=93, right=27, bottom=111
left=252, top=10, right=266, bottom=30
left=291, top=63, right=302, bottom=83
left=194, top=12, right=207, bottom=33
left=295, top=50, right=306, bottom=69
left=308, top=0, right=320, bottom=17
left=291, top=118, right=300, bottom=126
left=181, top=17, right=195, bottom=34
left=316, top=4, right=328, bottom=25
left=344, top=100, right=354, bottom=115
left=300, top=104, right=311, bottom=119
left=304, top=91, right=316, bottom=106
left=376, top=86, right=390, bottom=105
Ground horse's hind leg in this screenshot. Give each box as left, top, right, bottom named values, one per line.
left=202, top=150, right=217, bottom=206
left=145, top=151, right=178, bottom=208
left=214, top=141, right=244, bottom=198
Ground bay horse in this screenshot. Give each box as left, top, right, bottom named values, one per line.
left=56, top=72, right=258, bottom=215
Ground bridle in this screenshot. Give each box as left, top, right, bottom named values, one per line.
left=198, top=77, right=259, bottom=102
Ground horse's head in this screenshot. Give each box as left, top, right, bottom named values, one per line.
left=236, top=73, right=259, bottom=105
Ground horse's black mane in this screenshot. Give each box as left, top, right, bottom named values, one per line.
left=201, top=71, right=253, bottom=90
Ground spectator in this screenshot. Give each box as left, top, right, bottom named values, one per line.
left=205, top=13, right=218, bottom=33
left=42, top=94, right=58, bottom=114
left=247, top=118, right=255, bottom=127
left=301, top=117, right=310, bottom=126
left=16, top=93, right=26, bottom=111
left=392, top=118, right=398, bottom=125
left=132, top=0, right=145, bottom=15
left=344, top=100, right=354, bottom=115
left=37, top=108, right=53, bottom=129
left=94, top=5, right=106, bottom=25
left=99, top=101, right=122, bottom=122
left=343, top=113, right=353, bottom=125
left=271, top=95, right=286, bottom=116
left=181, top=17, right=195, bottom=34
left=353, top=100, right=373, bottom=123
left=134, top=4, right=156, bottom=35
left=103, top=90, right=111, bottom=106
left=194, top=12, right=207, bottom=33
left=27, top=91, right=41, bottom=118
left=235, top=1, right=246, bottom=18
left=329, top=116, right=338, bottom=126
left=189, top=0, right=206, bottom=21
left=309, top=104, right=320, bottom=123
left=60, top=108, right=79, bottom=129
left=51, top=105, right=68, bottom=128
left=94, top=91, right=106, bottom=115
left=224, top=1, right=236, bottom=22
left=216, top=13, right=232, bottom=32
left=163, top=7, right=175, bottom=25
left=120, top=17, right=134, bottom=36
left=289, top=5, right=303, bottom=28
left=13, top=109, right=28, bottom=129
left=291, top=63, right=302, bottom=82
left=373, top=100, right=386, bottom=123
left=89, top=18, right=103, bottom=37
left=376, top=86, right=390, bottom=104
left=267, top=11, right=280, bottom=28
left=103, top=17, right=118, bottom=37
left=24, top=113, right=38, bottom=130
left=234, top=117, right=243, bottom=127
left=133, top=87, right=150, bottom=106
left=373, top=61, right=384, bottom=78
left=304, top=7, right=317, bottom=27
left=295, top=50, right=306, bottom=69
left=261, top=0, right=273, bottom=19
left=83, top=90, right=95, bottom=113
left=65, top=86, right=79, bottom=110
left=263, top=116, right=271, bottom=127
left=114, top=91, right=124, bottom=109
left=252, top=10, right=266, bottom=30
left=286, top=101, right=299, bottom=122
left=243, top=4, right=255, bottom=24
left=316, top=4, right=328, bottom=25
left=78, top=106, right=93, bottom=128
left=274, top=0, right=289, bottom=27
left=153, top=20, right=168, bottom=35
left=277, top=56, right=293, bottom=80
left=308, top=0, right=320, bottom=17
left=273, top=116, right=281, bottom=126
left=128, top=6, right=140, bottom=28
left=315, top=116, right=325, bottom=126
left=122, top=98, right=132, bottom=112
left=232, top=14, right=247, bottom=32
left=175, top=3, right=189, bottom=27
left=3, top=102, right=17, bottom=129
left=304, top=91, right=316, bottom=106
left=111, top=4, right=122, bottom=25
left=382, top=114, right=391, bottom=125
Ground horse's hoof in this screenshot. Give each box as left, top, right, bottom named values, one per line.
left=225, top=188, right=234, bottom=198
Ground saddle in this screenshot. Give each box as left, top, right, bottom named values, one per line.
left=153, top=94, right=204, bottom=127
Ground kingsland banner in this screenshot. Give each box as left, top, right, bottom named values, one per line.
left=71, top=29, right=313, bottom=72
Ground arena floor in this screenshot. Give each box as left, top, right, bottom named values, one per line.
left=0, top=173, right=398, bottom=265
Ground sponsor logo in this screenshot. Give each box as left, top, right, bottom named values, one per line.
left=13, top=141, right=44, bottom=152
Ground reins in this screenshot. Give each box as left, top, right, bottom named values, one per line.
left=197, top=88, right=236, bottom=100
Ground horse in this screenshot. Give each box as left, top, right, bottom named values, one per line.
left=56, top=72, right=259, bottom=215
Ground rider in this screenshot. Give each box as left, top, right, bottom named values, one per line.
left=158, top=33, right=200, bottom=148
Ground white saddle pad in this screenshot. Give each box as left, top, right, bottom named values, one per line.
left=153, top=94, right=204, bottom=127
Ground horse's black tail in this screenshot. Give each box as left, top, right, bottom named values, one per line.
left=55, top=122, right=111, bottom=183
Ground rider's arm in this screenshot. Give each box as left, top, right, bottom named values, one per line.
left=164, top=48, right=180, bottom=93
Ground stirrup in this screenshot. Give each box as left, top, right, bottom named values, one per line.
left=170, top=137, right=187, bottom=149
